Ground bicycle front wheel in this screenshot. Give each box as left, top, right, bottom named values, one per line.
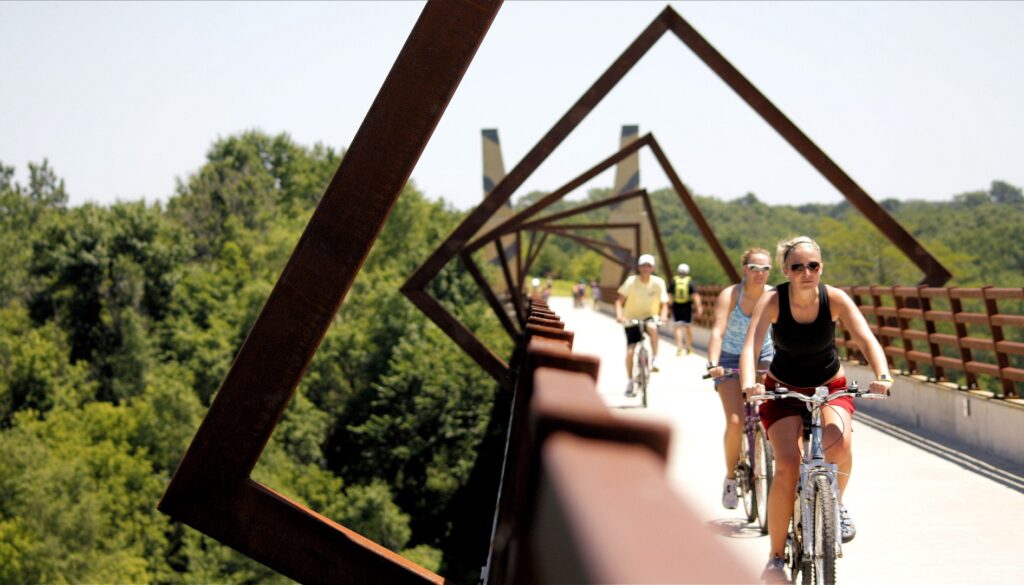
left=738, top=433, right=756, bottom=523
left=812, top=474, right=837, bottom=585
left=639, top=349, right=649, bottom=408
left=754, top=423, right=774, bottom=534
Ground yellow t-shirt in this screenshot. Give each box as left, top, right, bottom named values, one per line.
left=617, top=274, right=669, bottom=320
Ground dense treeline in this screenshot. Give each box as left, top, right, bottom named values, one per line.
left=1, top=130, right=1021, bottom=582
left=0, top=132, right=510, bottom=583
left=524, top=182, right=1024, bottom=288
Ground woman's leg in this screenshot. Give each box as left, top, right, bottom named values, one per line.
left=716, top=378, right=744, bottom=479
left=822, top=404, right=854, bottom=497
left=766, top=416, right=803, bottom=558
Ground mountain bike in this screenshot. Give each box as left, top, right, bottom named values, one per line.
left=751, top=382, right=886, bottom=585
left=628, top=317, right=660, bottom=408
left=704, top=367, right=773, bottom=533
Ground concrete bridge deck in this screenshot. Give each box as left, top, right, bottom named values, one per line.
left=547, top=296, right=1024, bottom=584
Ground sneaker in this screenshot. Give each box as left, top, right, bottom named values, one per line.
left=625, top=380, right=635, bottom=397
left=721, top=477, right=738, bottom=509
left=676, top=348, right=683, bottom=357
left=651, top=357, right=660, bottom=372
left=761, top=556, right=789, bottom=584
left=686, top=348, right=693, bottom=355
left=840, top=504, right=856, bottom=543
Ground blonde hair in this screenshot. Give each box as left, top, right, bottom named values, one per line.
left=741, top=247, right=771, bottom=266
left=776, top=236, right=821, bottom=267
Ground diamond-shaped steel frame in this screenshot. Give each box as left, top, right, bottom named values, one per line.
left=158, top=2, right=500, bottom=584
left=465, top=186, right=660, bottom=340
left=158, top=3, right=954, bottom=582
left=402, top=6, right=951, bottom=388
left=411, top=132, right=733, bottom=384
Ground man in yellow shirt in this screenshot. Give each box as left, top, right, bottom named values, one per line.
left=615, top=254, right=669, bottom=396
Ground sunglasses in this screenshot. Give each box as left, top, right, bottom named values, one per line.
left=745, top=263, right=771, bottom=272
left=788, top=261, right=822, bottom=273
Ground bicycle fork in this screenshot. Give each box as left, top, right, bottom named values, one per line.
left=796, top=422, right=843, bottom=561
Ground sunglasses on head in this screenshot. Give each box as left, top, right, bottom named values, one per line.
left=745, top=263, right=771, bottom=272
left=788, top=261, right=822, bottom=273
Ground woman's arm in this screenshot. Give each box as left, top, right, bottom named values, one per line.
left=830, top=286, right=892, bottom=395
left=706, top=285, right=737, bottom=376
left=740, top=291, right=777, bottom=391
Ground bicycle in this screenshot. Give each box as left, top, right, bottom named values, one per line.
left=628, top=317, right=660, bottom=408
left=703, top=367, right=773, bottom=533
left=750, top=382, right=887, bottom=585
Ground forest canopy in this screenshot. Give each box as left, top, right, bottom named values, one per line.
left=0, top=130, right=1020, bottom=583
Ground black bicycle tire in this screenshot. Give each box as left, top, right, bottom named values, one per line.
left=738, top=435, right=756, bottom=522
left=640, top=347, right=649, bottom=408
left=754, top=424, right=774, bottom=534
left=787, top=502, right=808, bottom=585
left=812, top=475, right=837, bottom=585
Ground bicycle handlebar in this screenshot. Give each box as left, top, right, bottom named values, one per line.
left=749, top=386, right=888, bottom=405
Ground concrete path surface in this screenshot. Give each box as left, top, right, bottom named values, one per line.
left=548, top=296, right=1024, bottom=584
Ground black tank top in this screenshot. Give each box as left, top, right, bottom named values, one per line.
left=769, top=283, right=840, bottom=387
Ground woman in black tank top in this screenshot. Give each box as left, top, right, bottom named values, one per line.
left=736, top=236, right=894, bottom=578
left=770, top=282, right=840, bottom=387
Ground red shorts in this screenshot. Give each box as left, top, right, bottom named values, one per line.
left=758, top=376, right=855, bottom=432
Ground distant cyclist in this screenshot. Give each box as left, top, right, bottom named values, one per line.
left=615, top=254, right=669, bottom=397
left=668, top=263, right=703, bottom=355
left=739, top=236, right=892, bottom=582
left=705, top=248, right=774, bottom=510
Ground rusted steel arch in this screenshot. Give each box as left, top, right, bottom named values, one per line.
left=404, top=5, right=952, bottom=389
left=406, top=133, right=726, bottom=384
left=462, top=134, right=731, bottom=281
left=462, top=250, right=521, bottom=339
left=523, top=224, right=639, bottom=292
left=516, top=190, right=672, bottom=282
left=530, top=228, right=636, bottom=289
left=157, top=2, right=500, bottom=584
left=469, top=186, right=669, bottom=353
left=530, top=227, right=636, bottom=266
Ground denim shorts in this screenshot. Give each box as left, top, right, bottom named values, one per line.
left=714, top=350, right=773, bottom=387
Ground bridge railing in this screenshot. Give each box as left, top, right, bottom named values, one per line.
left=695, top=284, right=1023, bottom=398
left=485, top=297, right=753, bottom=584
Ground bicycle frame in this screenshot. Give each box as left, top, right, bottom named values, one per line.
left=629, top=318, right=659, bottom=408
left=751, top=384, right=887, bottom=584
left=795, top=388, right=842, bottom=562
left=705, top=367, right=772, bottom=529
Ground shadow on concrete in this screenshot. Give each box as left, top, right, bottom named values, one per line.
left=855, top=412, right=1024, bottom=495
left=706, top=518, right=765, bottom=539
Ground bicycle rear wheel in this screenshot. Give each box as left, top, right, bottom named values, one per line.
left=754, top=423, right=774, bottom=534
left=738, top=435, right=756, bottom=523
left=812, top=474, right=837, bottom=585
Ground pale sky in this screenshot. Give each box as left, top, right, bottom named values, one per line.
left=2, top=1, right=1022, bottom=210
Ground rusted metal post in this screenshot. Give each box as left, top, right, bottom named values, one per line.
left=918, top=285, right=945, bottom=381
left=160, top=3, right=502, bottom=582
left=949, top=288, right=977, bottom=389
left=982, top=286, right=1014, bottom=397
left=462, top=251, right=519, bottom=339
left=893, top=287, right=917, bottom=374
left=496, top=237, right=526, bottom=327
